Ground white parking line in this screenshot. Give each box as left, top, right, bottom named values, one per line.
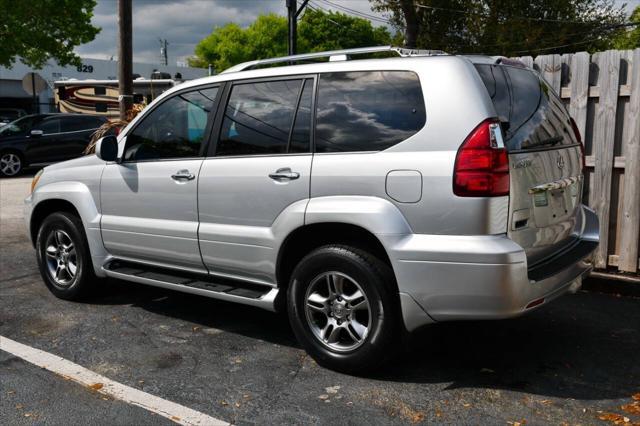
left=0, top=336, right=229, bottom=426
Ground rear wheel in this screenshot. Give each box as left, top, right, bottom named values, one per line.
left=287, top=245, right=399, bottom=373
left=0, top=152, right=23, bottom=177
left=36, top=212, right=97, bottom=300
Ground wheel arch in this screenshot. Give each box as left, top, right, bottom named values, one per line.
left=29, top=199, right=81, bottom=246
left=276, top=222, right=395, bottom=298
left=28, top=181, right=109, bottom=276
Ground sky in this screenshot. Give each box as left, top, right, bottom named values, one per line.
left=74, top=0, right=640, bottom=66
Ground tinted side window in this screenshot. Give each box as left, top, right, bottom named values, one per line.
left=475, top=64, right=572, bottom=151
left=504, top=67, right=541, bottom=136
left=289, top=79, right=313, bottom=153
left=34, top=118, right=61, bottom=134
left=315, top=71, right=425, bottom=152
left=217, top=79, right=302, bottom=156
left=124, top=87, right=218, bottom=161
left=60, top=116, right=104, bottom=132
left=475, top=64, right=510, bottom=125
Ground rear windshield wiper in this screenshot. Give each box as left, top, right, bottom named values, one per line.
left=522, top=136, right=563, bottom=149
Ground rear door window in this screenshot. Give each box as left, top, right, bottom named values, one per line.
left=60, top=116, right=105, bottom=132
left=216, top=79, right=308, bottom=156
left=315, top=71, right=425, bottom=152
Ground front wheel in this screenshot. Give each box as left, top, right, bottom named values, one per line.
left=36, top=212, right=97, bottom=300
left=287, top=245, right=399, bottom=373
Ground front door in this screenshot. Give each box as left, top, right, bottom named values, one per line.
left=26, top=116, right=63, bottom=164
left=100, top=86, right=220, bottom=272
left=198, top=77, right=315, bottom=284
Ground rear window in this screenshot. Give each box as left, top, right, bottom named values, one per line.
left=315, top=71, right=425, bottom=152
left=474, top=64, right=573, bottom=151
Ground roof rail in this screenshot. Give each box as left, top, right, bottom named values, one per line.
left=221, top=45, right=447, bottom=73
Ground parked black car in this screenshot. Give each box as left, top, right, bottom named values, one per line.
left=0, top=113, right=108, bottom=176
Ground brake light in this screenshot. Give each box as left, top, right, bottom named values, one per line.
left=570, top=117, right=586, bottom=171
left=453, top=119, right=509, bottom=197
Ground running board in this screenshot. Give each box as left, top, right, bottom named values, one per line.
left=102, top=260, right=278, bottom=312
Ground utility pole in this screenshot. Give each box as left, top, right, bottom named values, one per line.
left=286, top=0, right=309, bottom=56
left=159, top=38, right=169, bottom=66
left=118, top=0, right=133, bottom=121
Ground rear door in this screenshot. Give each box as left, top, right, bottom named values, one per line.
left=475, top=64, right=584, bottom=266
left=198, top=76, right=314, bottom=284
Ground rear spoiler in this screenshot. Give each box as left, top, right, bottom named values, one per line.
left=495, top=57, right=528, bottom=68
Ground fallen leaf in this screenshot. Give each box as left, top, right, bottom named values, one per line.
left=633, top=393, right=640, bottom=401
left=621, top=402, right=640, bottom=415
left=89, top=383, right=104, bottom=391
left=463, top=403, right=471, bottom=408
left=598, top=412, right=635, bottom=425
left=235, top=402, right=240, bottom=408
left=325, top=385, right=340, bottom=394
left=24, top=413, right=32, bottom=417
left=220, top=401, right=228, bottom=406
left=171, top=416, right=180, bottom=421
left=15, top=404, right=23, bottom=410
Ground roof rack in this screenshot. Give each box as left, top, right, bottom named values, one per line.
left=222, top=45, right=447, bottom=73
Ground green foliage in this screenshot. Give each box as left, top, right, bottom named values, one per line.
left=613, top=7, right=640, bottom=49
left=298, top=8, right=391, bottom=52
left=372, top=0, right=627, bottom=56
left=0, top=0, right=100, bottom=69
left=189, top=9, right=392, bottom=71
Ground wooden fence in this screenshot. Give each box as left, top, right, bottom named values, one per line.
left=512, top=49, right=639, bottom=275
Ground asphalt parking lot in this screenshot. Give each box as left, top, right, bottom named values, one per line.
left=1, top=175, right=639, bottom=425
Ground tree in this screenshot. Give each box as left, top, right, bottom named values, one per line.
left=189, top=9, right=392, bottom=72
left=0, top=0, right=100, bottom=69
left=371, top=0, right=627, bottom=56
left=613, top=6, right=640, bottom=49
left=297, top=8, right=391, bottom=52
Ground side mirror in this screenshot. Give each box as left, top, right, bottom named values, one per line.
left=30, top=129, right=43, bottom=137
left=95, top=135, right=119, bottom=162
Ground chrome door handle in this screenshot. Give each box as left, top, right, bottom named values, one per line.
left=171, top=170, right=195, bottom=181
left=269, top=167, right=300, bottom=181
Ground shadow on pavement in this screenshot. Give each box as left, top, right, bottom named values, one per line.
left=87, top=277, right=639, bottom=401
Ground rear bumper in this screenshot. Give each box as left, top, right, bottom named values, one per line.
left=382, top=204, right=599, bottom=331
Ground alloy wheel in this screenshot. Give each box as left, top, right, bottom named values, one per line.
left=44, top=229, right=78, bottom=287
left=0, top=153, right=21, bottom=176
left=304, top=271, right=371, bottom=352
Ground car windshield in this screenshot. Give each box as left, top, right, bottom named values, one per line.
left=0, top=116, right=36, bottom=136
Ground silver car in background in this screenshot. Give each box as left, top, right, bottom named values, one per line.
left=25, top=47, right=598, bottom=373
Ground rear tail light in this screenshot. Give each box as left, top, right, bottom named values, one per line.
left=453, top=119, right=510, bottom=197
left=570, top=117, right=586, bottom=171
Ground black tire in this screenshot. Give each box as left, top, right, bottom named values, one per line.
left=0, top=151, right=24, bottom=177
left=36, top=212, right=97, bottom=300
left=287, top=244, right=399, bottom=373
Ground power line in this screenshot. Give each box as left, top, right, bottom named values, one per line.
left=413, top=2, right=624, bottom=25
left=315, top=0, right=394, bottom=24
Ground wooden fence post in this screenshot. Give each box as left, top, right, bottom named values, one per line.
left=618, top=48, right=640, bottom=273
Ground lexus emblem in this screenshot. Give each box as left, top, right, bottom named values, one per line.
left=557, top=155, right=565, bottom=169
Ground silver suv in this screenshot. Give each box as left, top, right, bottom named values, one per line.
left=25, top=47, right=599, bottom=372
